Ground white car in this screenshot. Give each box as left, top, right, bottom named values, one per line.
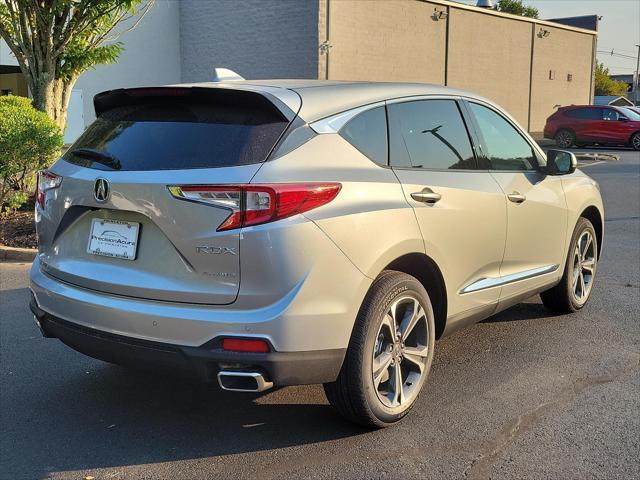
left=30, top=80, right=604, bottom=427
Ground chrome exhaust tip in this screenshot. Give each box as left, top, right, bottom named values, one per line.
left=217, top=371, right=274, bottom=392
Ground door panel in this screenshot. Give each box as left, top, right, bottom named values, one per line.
left=490, top=171, right=567, bottom=301
left=573, top=108, right=602, bottom=141
left=387, top=99, right=506, bottom=322
left=597, top=108, right=637, bottom=142
left=394, top=170, right=507, bottom=319
left=466, top=100, right=568, bottom=303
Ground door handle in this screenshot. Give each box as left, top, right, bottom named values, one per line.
left=411, top=188, right=442, bottom=204
left=507, top=191, right=526, bottom=203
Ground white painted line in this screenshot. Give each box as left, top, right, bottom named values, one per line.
left=578, top=161, right=605, bottom=168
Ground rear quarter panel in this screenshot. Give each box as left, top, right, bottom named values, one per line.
left=252, top=134, right=425, bottom=280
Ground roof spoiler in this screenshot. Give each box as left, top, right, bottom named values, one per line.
left=212, top=67, right=245, bottom=82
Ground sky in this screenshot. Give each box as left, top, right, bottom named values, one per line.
left=457, top=0, right=640, bottom=75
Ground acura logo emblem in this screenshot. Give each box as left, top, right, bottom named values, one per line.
left=94, top=178, right=110, bottom=202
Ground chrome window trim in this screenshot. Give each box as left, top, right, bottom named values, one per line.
left=385, top=94, right=462, bottom=105
left=460, top=264, right=559, bottom=294
left=309, top=95, right=465, bottom=134
left=310, top=101, right=386, bottom=134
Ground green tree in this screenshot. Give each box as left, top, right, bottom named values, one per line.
left=594, top=61, right=630, bottom=96
left=0, top=96, right=62, bottom=211
left=497, top=0, right=539, bottom=18
left=0, top=0, right=153, bottom=130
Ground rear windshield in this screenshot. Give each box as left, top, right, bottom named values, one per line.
left=63, top=94, right=289, bottom=171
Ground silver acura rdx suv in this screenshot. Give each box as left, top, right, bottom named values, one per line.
left=30, top=79, right=604, bottom=427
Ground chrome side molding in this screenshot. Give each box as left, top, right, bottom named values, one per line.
left=460, top=264, right=559, bottom=294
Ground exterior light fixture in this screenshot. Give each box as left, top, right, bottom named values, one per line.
left=538, top=28, right=551, bottom=38
left=432, top=8, right=448, bottom=20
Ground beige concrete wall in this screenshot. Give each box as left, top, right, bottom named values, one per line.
left=327, top=0, right=446, bottom=84
left=322, top=0, right=595, bottom=133
left=0, top=73, right=28, bottom=97
left=318, top=0, right=328, bottom=80
left=529, top=27, right=594, bottom=132
left=447, top=7, right=532, bottom=127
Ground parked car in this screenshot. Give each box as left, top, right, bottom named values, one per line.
left=623, top=106, right=640, bottom=117
left=544, top=104, right=640, bottom=150
left=30, top=80, right=604, bottom=428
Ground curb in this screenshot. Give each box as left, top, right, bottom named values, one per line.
left=0, top=245, right=37, bottom=262
left=575, top=152, right=620, bottom=162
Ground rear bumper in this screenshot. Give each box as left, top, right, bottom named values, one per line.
left=30, top=242, right=370, bottom=352
left=30, top=297, right=345, bottom=385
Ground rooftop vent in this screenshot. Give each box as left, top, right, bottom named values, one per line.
left=476, top=0, right=495, bottom=8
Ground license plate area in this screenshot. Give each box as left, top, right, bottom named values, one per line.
left=87, top=218, right=140, bottom=260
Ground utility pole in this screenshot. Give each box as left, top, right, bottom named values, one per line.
left=636, top=44, right=640, bottom=106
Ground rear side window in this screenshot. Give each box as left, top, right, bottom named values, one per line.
left=64, top=91, right=289, bottom=171
left=388, top=100, right=475, bottom=170
left=566, top=108, right=601, bottom=120
left=339, top=107, right=388, bottom=166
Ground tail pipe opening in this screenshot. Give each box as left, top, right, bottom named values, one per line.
left=217, top=371, right=274, bottom=392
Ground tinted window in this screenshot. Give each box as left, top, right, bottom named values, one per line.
left=566, top=108, right=601, bottom=120
left=622, top=107, right=640, bottom=121
left=602, top=108, right=622, bottom=121
left=388, top=100, right=475, bottom=170
left=64, top=101, right=288, bottom=171
left=340, top=107, right=387, bottom=166
left=469, top=103, right=536, bottom=171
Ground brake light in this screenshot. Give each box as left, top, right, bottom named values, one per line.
left=222, top=338, right=270, bottom=353
left=36, top=171, right=62, bottom=209
left=168, top=183, right=341, bottom=231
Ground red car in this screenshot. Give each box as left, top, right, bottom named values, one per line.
left=544, top=105, right=640, bottom=150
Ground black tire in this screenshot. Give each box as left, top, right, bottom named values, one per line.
left=541, top=217, right=598, bottom=313
left=555, top=129, right=575, bottom=148
left=630, top=132, right=640, bottom=151
left=324, top=270, right=436, bottom=428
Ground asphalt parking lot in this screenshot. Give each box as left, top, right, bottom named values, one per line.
left=1, top=148, right=638, bottom=480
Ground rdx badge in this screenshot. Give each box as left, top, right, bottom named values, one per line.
left=196, top=246, right=237, bottom=255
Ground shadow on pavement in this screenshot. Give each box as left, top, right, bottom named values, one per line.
left=481, top=299, right=562, bottom=324
left=0, top=287, right=367, bottom=479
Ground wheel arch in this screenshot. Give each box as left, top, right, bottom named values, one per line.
left=580, top=205, right=603, bottom=259
left=383, top=253, right=448, bottom=339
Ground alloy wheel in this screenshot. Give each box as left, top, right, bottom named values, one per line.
left=556, top=130, right=573, bottom=148
left=571, top=230, right=596, bottom=304
left=372, top=295, right=430, bottom=409
left=632, top=134, right=640, bottom=151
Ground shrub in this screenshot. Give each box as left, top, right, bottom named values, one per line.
left=0, top=96, right=63, bottom=211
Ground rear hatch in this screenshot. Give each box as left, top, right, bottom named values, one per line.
left=37, top=87, right=292, bottom=304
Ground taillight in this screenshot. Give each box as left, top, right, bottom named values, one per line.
left=168, top=183, right=341, bottom=231
left=36, top=171, right=62, bottom=209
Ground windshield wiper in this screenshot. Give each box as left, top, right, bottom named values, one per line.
left=69, top=148, right=121, bottom=170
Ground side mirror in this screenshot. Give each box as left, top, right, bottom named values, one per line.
left=546, top=149, right=577, bottom=175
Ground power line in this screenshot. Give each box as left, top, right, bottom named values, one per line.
left=599, top=46, right=638, bottom=56
left=597, top=50, right=637, bottom=60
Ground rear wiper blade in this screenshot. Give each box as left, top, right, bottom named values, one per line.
left=69, top=148, right=121, bottom=170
